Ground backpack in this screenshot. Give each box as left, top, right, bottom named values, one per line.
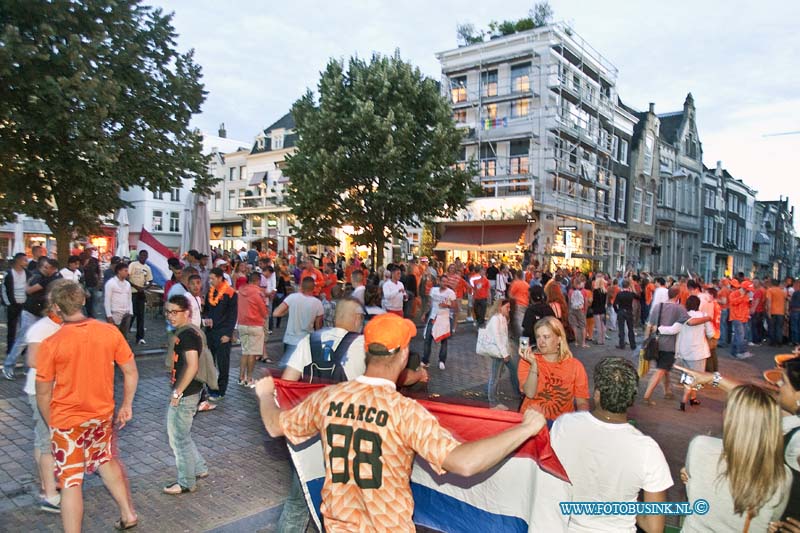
left=302, top=329, right=360, bottom=384
left=165, top=324, right=219, bottom=391
left=569, top=288, right=585, bottom=310
left=782, top=426, right=800, bottom=521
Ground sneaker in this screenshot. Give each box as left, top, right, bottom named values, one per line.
left=39, top=495, right=61, bottom=513
left=196, top=471, right=209, bottom=479
left=138, top=339, right=147, bottom=345
left=2, top=368, right=15, bottom=381
left=438, top=362, right=446, bottom=370
left=208, top=394, right=223, bottom=402
left=737, top=352, right=754, bottom=360
left=747, top=342, right=757, bottom=347
left=237, top=379, right=245, bottom=386
left=197, top=401, right=217, bottom=412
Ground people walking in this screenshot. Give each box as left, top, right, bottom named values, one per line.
left=482, top=298, right=520, bottom=409
left=202, top=267, right=238, bottom=400
left=273, top=276, right=324, bottom=359
left=237, top=273, right=268, bottom=386
left=128, top=250, right=153, bottom=345
left=2, top=252, right=30, bottom=358
left=422, top=276, right=457, bottom=370
left=613, top=280, right=638, bottom=350
left=104, top=262, right=133, bottom=339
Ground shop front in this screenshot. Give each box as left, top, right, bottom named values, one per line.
left=434, top=221, right=530, bottom=268
left=210, top=219, right=246, bottom=252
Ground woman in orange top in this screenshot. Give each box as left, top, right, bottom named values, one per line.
left=517, top=316, right=590, bottom=420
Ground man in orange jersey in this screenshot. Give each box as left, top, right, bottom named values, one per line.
left=36, top=281, right=139, bottom=532
left=256, top=313, right=546, bottom=532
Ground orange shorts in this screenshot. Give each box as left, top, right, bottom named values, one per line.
left=50, top=418, right=114, bottom=488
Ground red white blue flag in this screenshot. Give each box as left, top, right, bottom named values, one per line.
left=136, top=227, right=176, bottom=286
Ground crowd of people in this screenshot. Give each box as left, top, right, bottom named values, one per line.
left=3, top=243, right=800, bottom=531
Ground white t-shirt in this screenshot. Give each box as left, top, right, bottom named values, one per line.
left=551, top=411, right=673, bottom=533
left=24, top=317, right=61, bottom=395
left=281, top=292, right=324, bottom=346
left=285, top=327, right=366, bottom=381
left=59, top=267, right=82, bottom=283
left=783, top=415, right=800, bottom=473
left=381, top=279, right=405, bottom=311
left=351, top=285, right=365, bottom=305
left=649, top=287, right=669, bottom=314
left=683, top=435, right=791, bottom=532
left=428, top=287, right=456, bottom=321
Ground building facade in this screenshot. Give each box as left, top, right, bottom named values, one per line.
left=653, top=94, right=703, bottom=275
left=755, top=197, right=797, bottom=279
left=436, top=23, right=634, bottom=272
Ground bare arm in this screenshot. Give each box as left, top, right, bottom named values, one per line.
left=520, top=350, right=539, bottom=398
left=26, top=342, right=41, bottom=370
left=26, top=283, right=43, bottom=295
left=273, top=302, right=289, bottom=317
left=116, top=359, right=139, bottom=429
left=686, top=315, right=711, bottom=326
left=313, top=314, right=323, bottom=330
left=442, top=409, right=546, bottom=476
left=636, top=490, right=667, bottom=533
left=674, top=365, right=742, bottom=393
left=255, top=376, right=284, bottom=437
left=280, top=366, right=302, bottom=381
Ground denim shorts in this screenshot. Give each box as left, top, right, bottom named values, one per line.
left=28, top=394, right=51, bottom=454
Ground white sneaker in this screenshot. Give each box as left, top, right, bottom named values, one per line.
left=737, top=352, right=754, bottom=359
left=138, top=339, right=147, bottom=345
left=747, top=342, right=757, bottom=347
left=438, top=362, right=446, bottom=370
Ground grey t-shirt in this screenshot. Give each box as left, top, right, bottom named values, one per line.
left=647, top=302, right=688, bottom=353
left=683, top=435, right=791, bottom=532
left=282, top=292, right=324, bottom=346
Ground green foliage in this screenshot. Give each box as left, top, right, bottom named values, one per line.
left=531, top=2, right=554, bottom=27
left=284, top=52, right=477, bottom=265
left=456, top=23, right=484, bottom=46
left=469, top=2, right=553, bottom=42
left=0, top=0, right=212, bottom=261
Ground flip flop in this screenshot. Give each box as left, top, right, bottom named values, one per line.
left=114, top=518, right=138, bottom=530
left=197, top=401, right=217, bottom=412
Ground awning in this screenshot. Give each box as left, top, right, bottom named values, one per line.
left=248, top=171, right=267, bottom=186
left=754, top=231, right=771, bottom=245
left=434, top=224, right=526, bottom=251
left=23, top=219, right=52, bottom=235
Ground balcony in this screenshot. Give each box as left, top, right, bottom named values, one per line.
left=237, top=194, right=290, bottom=214
left=448, top=78, right=538, bottom=108
left=656, top=206, right=677, bottom=223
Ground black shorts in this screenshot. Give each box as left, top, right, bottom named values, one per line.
left=656, top=350, right=676, bottom=371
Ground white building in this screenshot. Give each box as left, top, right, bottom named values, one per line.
left=120, top=127, right=248, bottom=253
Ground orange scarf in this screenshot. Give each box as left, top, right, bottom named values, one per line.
left=208, top=281, right=235, bottom=307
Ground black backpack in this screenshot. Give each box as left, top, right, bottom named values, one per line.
left=783, top=426, right=800, bottom=521
left=302, top=329, right=360, bottom=384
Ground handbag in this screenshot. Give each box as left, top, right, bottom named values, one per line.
left=641, top=304, right=663, bottom=361
left=476, top=327, right=502, bottom=358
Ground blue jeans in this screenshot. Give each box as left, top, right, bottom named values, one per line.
left=423, top=316, right=454, bottom=364
left=768, top=314, right=784, bottom=345
left=277, top=467, right=311, bottom=533
left=719, top=308, right=729, bottom=346
left=488, top=356, right=520, bottom=404
left=731, top=320, right=745, bottom=357
left=791, top=311, right=800, bottom=345
left=750, top=312, right=765, bottom=343
left=4, top=310, right=37, bottom=373
left=167, top=393, right=207, bottom=489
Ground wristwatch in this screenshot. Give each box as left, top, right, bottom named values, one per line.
left=172, top=390, right=183, bottom=400
left=711, top=372, right=722, bottom=388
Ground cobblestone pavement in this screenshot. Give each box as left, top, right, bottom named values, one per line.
left=0, top=311, right=792, bottom=531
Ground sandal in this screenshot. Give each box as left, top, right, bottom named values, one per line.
left=197, top=401, right=217, bottom=412
left=643, top=398, right=656, bottom=407
left=163, top=483, right=196, bottom=495
left=114, top=517, right=138, bottom=530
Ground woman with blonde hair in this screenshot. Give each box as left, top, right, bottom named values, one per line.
left=480, top=298, right=519, bottom=409
left=681, top=385, right=791, bottom=531
left=517, top=316, right=590, bottom=420
left=591, top=277, right=608, bottom=345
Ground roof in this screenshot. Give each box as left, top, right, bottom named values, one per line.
left=264, top=112, right=295, bottom=134
left=251, top=112, right=297, bottom=155
left=657, top=112, right=684, bottom=145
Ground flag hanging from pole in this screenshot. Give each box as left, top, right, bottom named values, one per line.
left=136, top=227, right=177, bottom=286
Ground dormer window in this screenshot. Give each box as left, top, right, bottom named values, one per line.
left=272, top=132, right=284, bottom=150
left=256, top=134, right=265, bottom=150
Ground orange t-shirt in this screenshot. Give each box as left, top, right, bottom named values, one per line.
left=517, top=354, right=589, bottom=420
left=509, top=279, right=529, bottom=308
left=679, top=285, right=689, bottom=306
left=322, top=272, right=338, bottom=301
left=728, top=290, right=751, bottom=323
left=280, top=377, right=460, bottom=532
left=301, top=267, right=325, bottom=296
left=766, top=286, right=787, bottom=316
left=608, top=286, right=620, bottom=304
left=344, top=265, right=354, bottom=284
left=645, top=284, right=655, bottom=305
left=36, top=319, right=133, bottom=428
left=717, top=287, right=731, bottom=310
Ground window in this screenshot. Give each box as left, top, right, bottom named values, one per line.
left=632, top=188, right=643, bottom=223
left=170, top=187, right=180, bottom=202
left=703, top=216, right=713, bottom=244
left=152, top=210, right=163, bottom=231
left=479, top=143, right=496, bottom=177
left=453, top=109, right=467, bottom=123
left=509, top=140, right=529, bottom=174
left=642, top=135, right=653, bottom=173
left=511, top=63, right=530, bottom=93
left=239, top=166, right=246, bottom=181
left=617, top=178, right=627, bottom=221
left=450, top=75, right=467, bottom=103
left=229, top=167, right=237, bottom=181
left=611, top=135, right=619, bottom=161
left=481, top=70, right=497, bottom=97
left=619, top=139, right=629, bottom=165
left=272, top=133, right=284, bottom=150
left=597, top=189, right=608, bottom=218
left=511, top=99, right=529, bottom=118
left=213, top=191, right=221, bottom=212
left=228, top=190, right=236, bottom=210
left=704, top=188, right=715, bottom=209
left=169, top=211, right=180, bottom=232
left=644, top=192, right=654, bottom=224
left=482, top=103, right=497, bottom=121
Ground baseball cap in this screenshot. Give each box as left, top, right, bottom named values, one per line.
left=364, top=314, right=416, bottom=355
left=741, top=280, right=754, bottom=291
left=729, top=279, right=740, bottom=289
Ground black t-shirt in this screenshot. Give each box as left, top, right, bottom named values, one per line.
left=521, top=302, right=556, bottom=339
left=401, top=273, right=417, bottom=295
left=592, top=289, right=607, bottom=313
left=23, top=273, right=60, bottom=316
left=486, top=266, right=499, bottom=280
left=171, top=328, right=204, bottom=396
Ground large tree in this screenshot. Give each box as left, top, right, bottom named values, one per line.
left=0, top=0, right=212, bottom=261
left=284, top=52, right=476, bottom=266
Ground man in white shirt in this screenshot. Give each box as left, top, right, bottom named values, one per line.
left=2, top=253, right=30, bottom=357
left=381, top=266, right=406, bottom=316
left=551, top=357, right=672, bottom=533
left=648, top=277, right=669, bottom=319
left=104, top=263, right=133, bottom=338
left=58, top=255, right=83, bottom=283
left=422, top=276, right=457, bottom=370
left=350, top=270, right=366, bottom=305
left=128, top=250, right=153, bottom=344
left=273, top=277, right=323, bottom=359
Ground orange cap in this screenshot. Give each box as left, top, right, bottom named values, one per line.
left=741, top=280, right=754, bottom=291
left=729, top=279, right=740, bottom=289
left=363, top=313, right=417, bottom=354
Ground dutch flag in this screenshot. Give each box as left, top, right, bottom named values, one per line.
left=136, top=227, right=177, bottom=287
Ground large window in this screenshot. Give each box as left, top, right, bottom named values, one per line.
left=611, top=135, right=619, bottom=161
left=642, top=135, right=653, bottom=173
left=170, top=187, right=180, bottom=202
left=509, top=140, right=529, bottom=174
left=597, top=189, right=608, bottom=218
left=450, top=75, right=467, bottom=103
left=479, top=143, right=496, bottom=177
left=482, top=103, right=497, bottom=121
left=617, top=178, right=627, bottom=222
left=703, top=216, right=714, bottom=244
left=213, top=191, right=221, bottom=212
left=481, top=70, right=498, bottom=97
left=228, top=190, right=237, bottom=210
left=152, top=210, right=163, bottom=231
left=169, top=211, right=180, bottom=232
left=511, top=63, right=530, bottom=93
left=153, top=189, right=164, bottom=200
left=644, top=192, right=654, bottom=224
left=632, top=188, right=643, bottom=223
left=453, top=109, right=467, bottom=123
left=272, top=133, right=284, bottom=150
left=511, top=99, right=529, bottom=118
left=704, top=188, right=716, bottom=209
left=229, top=167, right=237, bottom=181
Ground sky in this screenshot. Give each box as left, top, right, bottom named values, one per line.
left=154, top=0, right=800, bottom=229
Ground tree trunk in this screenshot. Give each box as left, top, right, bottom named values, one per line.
left=53, top=223, right=72, bottom=266
left=375, top=236, right=385, bottom=268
